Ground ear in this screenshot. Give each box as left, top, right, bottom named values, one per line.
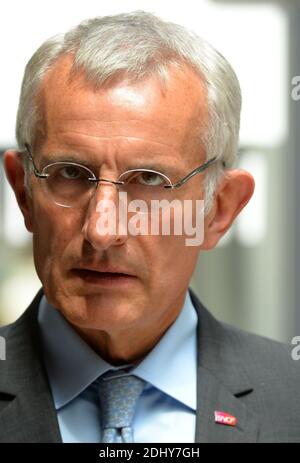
left=3, top=149, right=33, bottom=232
left=200, top=169, right=255, bottom=250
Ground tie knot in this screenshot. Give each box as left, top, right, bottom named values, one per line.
left=99, top=373, right=145, bottom=429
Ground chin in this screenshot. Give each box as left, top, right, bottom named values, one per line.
left=58, top=295, right=140, bottom=331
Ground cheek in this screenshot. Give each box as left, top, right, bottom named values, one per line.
left=31, top=201, right=82, bottom=274
left=144, top=234, right=199, bottom=290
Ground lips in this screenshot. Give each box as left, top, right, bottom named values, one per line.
left=71, top=267, right=137, bottom=286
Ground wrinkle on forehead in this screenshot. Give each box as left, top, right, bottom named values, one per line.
left=57, top=130, right=178, bottom=149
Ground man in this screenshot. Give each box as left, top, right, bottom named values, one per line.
left=1, top=11, right=299, bottom=443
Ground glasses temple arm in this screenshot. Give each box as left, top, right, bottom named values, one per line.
left=169, top=156, right=221, bottom=189
left=24, top=143, right=47, bottom=177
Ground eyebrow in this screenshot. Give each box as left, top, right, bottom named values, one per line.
left=124, top=163, right=176, bottom=175
left=39, top=154, right=92, bottom=168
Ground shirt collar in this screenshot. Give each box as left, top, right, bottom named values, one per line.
left=132, top=292, right=197, bottom=410
left=38, top=291, right=197, bottom=411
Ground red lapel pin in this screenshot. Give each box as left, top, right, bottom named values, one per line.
left=214, top=411, right=237, bottom=427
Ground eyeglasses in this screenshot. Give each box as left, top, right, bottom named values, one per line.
left=24, top=144, right=219, bottom=208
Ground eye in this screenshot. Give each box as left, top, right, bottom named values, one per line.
left=134, top=171, right=165, bottom=186
left=59, top=165, right=85, bottom=180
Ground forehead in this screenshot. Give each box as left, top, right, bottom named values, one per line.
left=36, top=54, right=208, bottom=162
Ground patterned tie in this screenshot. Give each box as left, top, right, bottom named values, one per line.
left=99, top=371, right=145, bottom=443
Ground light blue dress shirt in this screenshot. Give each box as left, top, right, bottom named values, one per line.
left=38, top=292, right=197, bottom=443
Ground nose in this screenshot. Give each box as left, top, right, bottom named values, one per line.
left=81, top=181, right=127, bottom=251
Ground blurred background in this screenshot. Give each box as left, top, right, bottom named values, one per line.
left=1, top=0, right=299, bottom=343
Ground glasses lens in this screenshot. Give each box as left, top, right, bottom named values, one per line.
left=43, top=163, right=94, bottom=207
left=118, top=170, right=172, bottom=203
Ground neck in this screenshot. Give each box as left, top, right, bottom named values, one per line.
left=72, top=306, right=182, bottom=365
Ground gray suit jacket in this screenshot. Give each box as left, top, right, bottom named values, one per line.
left=0, top=288, right=300, bottom=442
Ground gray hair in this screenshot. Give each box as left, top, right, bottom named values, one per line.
left=16, top=11, right=241, bottom=209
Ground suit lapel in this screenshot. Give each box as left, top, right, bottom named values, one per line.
left=0, top=290, right=62, bottom=443
left=0, top=391, right=61, bottom=443
left=195, top=366, right=258, bottom=442
left=190, top=289, right=259, bottom=442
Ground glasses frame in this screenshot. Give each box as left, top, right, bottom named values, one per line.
left=24, top=143, right=220, bottom=191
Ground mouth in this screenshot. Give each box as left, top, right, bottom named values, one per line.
left=71, top=268, right=138, bottom=287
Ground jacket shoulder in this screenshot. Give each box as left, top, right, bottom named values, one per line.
left=220, top=320, right=300, bottom=377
